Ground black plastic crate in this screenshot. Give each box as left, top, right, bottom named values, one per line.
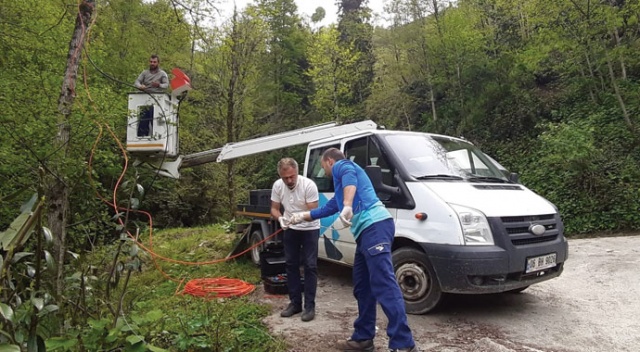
left=260, top=246, right=286, bottom=277
left=249, top=189, right=272, bottom=207
left=263, top=274, right=288, bottom=295
left=262, top=273, right=304, bottom=295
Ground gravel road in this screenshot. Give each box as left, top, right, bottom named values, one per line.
left=259, top=235, right=640, bottom=352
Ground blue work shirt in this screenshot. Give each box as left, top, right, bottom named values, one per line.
left=309, top=159, right=391, bottom=239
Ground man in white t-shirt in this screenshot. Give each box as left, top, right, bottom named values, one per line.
left=271, top=158, right=320, bottom=322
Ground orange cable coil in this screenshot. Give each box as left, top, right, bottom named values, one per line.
left=182, top=277, right=256, bottom=298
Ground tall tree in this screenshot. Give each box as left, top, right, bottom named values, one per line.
left=48, top=0, right=95, bottom=300
left=337, top=0, right=375, bottom=119
left=307, top=26, right=360, bottom=120
left=255, top=0, right=313, bottom=128
left=189, top=7, right=268, bottom=217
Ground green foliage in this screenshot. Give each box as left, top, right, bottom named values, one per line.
left=1, top=0, right=640, bottom=326
left=3, top=1, right=640, bottom=350
left=336, top=0, right=376, bottom=118
left=50, top=226, right=285, bottom=351
left=251, top=0, right=316, bottom=129
left=366, top=0, right=640, bottom=234
left=500, top=110, right=640, bottom=235
left=307, top=26, right=364, bottom=121
left=0, top=195, right=60, bottom=351
left=46, top=311, right=168, bottom=352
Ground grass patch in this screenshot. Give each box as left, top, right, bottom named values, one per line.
left=81, top=224, right=287, bottom=352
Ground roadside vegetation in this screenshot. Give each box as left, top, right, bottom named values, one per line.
left=2, top=0, right=640, bottom=350
left=1, top=215, right=287, bottom=351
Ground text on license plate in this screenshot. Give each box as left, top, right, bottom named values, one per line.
left=526, top=253, right=556, bottom=273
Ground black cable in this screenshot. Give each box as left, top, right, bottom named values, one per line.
left=0, top=119, right=99, bottom=185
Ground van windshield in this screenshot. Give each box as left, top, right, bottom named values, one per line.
left=383, top=134, right=509, bottom=182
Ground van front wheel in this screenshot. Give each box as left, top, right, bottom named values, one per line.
left=392, top=247, right=443, bottom=314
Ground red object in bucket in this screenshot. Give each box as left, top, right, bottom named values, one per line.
left=170, top=68, right=192, bottom=95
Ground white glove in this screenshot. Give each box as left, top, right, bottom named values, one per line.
left=339, top=206, right=353, bottom=227
left=289, top=211, right=310, bottom=225
left=278, top=216, right=290, bottom=230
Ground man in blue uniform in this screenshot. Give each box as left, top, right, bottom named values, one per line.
left=289, top=148, right=418, bottom=352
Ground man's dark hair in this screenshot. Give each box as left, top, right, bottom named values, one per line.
left=322, top=147, right=345, bottom=161
left=150, top=54, right=159, bottom=61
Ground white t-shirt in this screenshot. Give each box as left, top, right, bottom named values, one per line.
left=271, top=175, right=320, bottom=230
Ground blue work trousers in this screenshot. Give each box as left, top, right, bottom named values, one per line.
left=283, top=228, right=319, bottom=311
left=351, top=218, right=415, bottom=349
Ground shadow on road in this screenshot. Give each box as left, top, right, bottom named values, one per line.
left=317, top=259, right=535, bottom=316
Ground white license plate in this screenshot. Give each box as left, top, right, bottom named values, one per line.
left=526, top=253, right=557, bottom=273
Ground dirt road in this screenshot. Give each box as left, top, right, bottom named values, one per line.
left=259, top=236, right=640, bottom=352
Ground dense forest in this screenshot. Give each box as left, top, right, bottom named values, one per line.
left=2, top=0, right=639, bottom=350
left=4, top=0, right=640, bottom=235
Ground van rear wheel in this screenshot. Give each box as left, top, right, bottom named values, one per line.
left=249, top=230, right=263, bottom=266
left=392, top=247, right=443, bottom=314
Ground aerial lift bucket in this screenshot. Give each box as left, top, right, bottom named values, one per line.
left=126, top=68, right=192, bottom=175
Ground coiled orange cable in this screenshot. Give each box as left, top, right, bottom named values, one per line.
left=182, top=277, right=256, bottom=299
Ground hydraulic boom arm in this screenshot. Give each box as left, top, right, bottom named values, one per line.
left=156, top=120, right=377, bottom=178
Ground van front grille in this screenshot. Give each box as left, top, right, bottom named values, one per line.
left=512, top=235, right=558, bottom=246
left=501, top=214, right=555, bottom=223
left=498, top=214, right=560, bottom=247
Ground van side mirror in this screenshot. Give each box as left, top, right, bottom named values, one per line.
left=365, top=165, right=401, bottom=196
left=509, top=172, right=520, bottom=183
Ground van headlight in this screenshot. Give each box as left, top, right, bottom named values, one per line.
left=450, top=204, right=494, bottom=245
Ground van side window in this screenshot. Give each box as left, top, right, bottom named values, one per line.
left=344, top=138, right=368, bottom=168
left=345, top=137, right=396, bottom=200
left=368, top=139, right=395, bottom=187
left=306, top=145, right=338, bottom=192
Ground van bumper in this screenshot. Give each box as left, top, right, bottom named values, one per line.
left=419, top=237, right=569, bottom=294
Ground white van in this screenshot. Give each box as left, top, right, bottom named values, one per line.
left=123, top=84, right=566, bottom=314
left=124, top=81, right=566, bottom=313
left=302, top=129, right=568, bottom=314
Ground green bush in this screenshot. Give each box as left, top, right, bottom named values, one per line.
left=501, top=114, right=640, bottom=235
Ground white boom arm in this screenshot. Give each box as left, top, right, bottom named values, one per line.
left=156, top=120, right=378, bottom=178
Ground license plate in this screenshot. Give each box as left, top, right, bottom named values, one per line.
left=526, top=253, right=557, bottom=273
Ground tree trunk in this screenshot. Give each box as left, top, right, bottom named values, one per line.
left=431, top=0, right=442, bottom=37
left=606, top=57, right=635, bottom=133
left=48, top=0, right=94, bottom=303
left=226, top=69, right=236, bottom=216
left=418, top=31, right=437, bottom=122
left=613, top=29, right=627, bottom=80
left=225, top=11, right=240, bottom=217
left=577, top=63, right=597, bottom=104
left=332, top=61, right=339, bottom=120
left=583, top=52, right=604, bottom=95
left=428, top=77, right=437, bottom=122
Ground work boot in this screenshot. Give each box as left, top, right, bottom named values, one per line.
left=301, top=308, right=315, bottom=322
left=335, top=338, right=374, bottom=352
left=280, top=303, right=302, bottom=317
left=388, top=346, right=419, bottom=352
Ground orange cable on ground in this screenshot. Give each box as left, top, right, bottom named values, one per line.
left=182, top=277, right=256, bottom=299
